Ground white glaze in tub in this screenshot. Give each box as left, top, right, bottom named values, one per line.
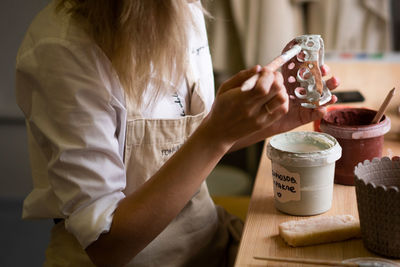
left=267, top=131, right=341, bottom=215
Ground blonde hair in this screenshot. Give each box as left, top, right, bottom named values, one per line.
left=58, top=0, right=195, bottom=105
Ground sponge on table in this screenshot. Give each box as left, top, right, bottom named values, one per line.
left=279, top=215, right=361, bottom=247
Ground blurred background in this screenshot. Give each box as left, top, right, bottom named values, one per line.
left=0, top=0, right=399, bottom=266
left=205, top=0, right=400, bottom=220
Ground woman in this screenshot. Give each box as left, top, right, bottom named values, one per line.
left=16, top=0, right=338, bottom=266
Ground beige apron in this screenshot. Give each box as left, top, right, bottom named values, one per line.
left=44, top=66, right=242, bottom=267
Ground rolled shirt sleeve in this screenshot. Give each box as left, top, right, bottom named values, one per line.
left=16, top=39, right=127, bottom=248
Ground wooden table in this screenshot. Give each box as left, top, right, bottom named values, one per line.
left=234, top=62, right=400, bottom=266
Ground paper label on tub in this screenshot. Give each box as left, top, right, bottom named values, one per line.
left=271, top=163, right=300, bottom=203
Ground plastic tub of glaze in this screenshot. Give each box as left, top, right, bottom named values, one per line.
left=320, top=108, right=391, bottom=185
left=267, top=131, right=342, bottom=216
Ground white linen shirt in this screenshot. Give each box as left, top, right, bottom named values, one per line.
left=16, top=0, right=214, bottom=249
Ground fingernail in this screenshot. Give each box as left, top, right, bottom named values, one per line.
left=254, top=65, right=262, bottom=72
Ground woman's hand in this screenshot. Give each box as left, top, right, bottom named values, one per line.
left=261, top=36, right=340, bottom=137
left=227, top=62, right=339, bottom=151
left=200, top=65, right=289, bottom=149
left=265, top=64, right=340, bottom=136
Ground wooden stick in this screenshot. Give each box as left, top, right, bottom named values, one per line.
left=241, top=45, right=302, bottom=92
left=371, top=87, right=396, bottom=124
left=253, top=256, right=359, bottom=266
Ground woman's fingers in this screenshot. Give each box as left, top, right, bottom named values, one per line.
left=265, top=91, right=289, bottom=114
left=321, top=64, right=340, bottom=91
left=219, top=67, right=288, bottom=117
left=218, top=65, right=261, bottom=94
left=250, top=71, right=289, bottom=127
left=249, top=68, right=275, bottom=99
left=321, top=65, right=340, bottom=106
left=251, top=69, right=284, bottom=98
left=320, top=64, right=330, bottom=76
left=258, top=94, right=289, bottom=127
left=208, top=67, right=290, bottom=144
left=262, top=72, right=288, bottom=113
left=325, top=94, right=338, bottom=105
left=326, top=76, right=340, bottom=90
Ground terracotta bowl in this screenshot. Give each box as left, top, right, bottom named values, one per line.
left=354, top=157, right=400, bottom=258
